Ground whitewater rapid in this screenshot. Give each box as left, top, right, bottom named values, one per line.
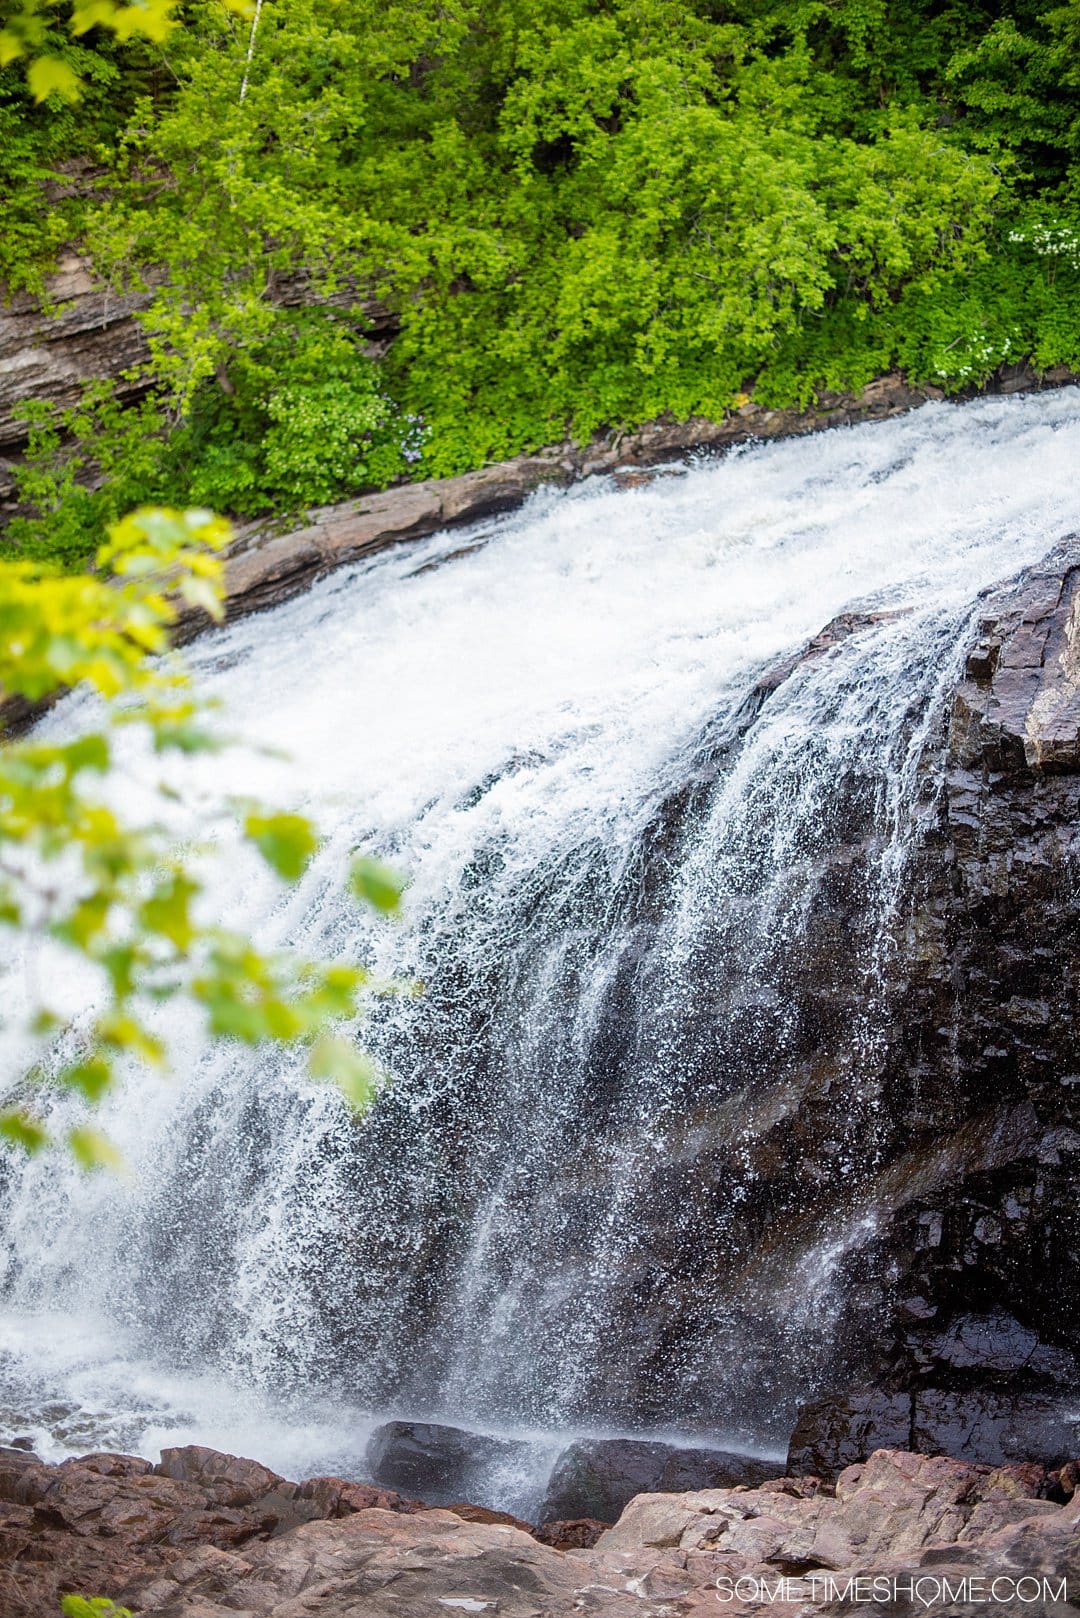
left=2, top=389, right=1080, bottom=1510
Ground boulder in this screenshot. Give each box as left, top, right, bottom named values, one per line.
left=531, top=1515, right=610, bottom=1549
left=125, top=1508, right=601, bottom=1618
left=788, top=1388, right=913, bottom=1476
left=155, top=1443, right=288, bottom=1506
left=364, top=1419, right=534, bottom=1508
left=537, top=1436, right=775, bottom=1524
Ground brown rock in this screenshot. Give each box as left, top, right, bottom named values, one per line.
left=4, top=1443, right=1079, bottom=1617
left=125, top=1507, right=605, bottom=1618
left=0, top=252, right=154, bottom=467
left=292, top=1474, right=425, bottom=1520
left=531, top=1515, right=611, bottom=1549
left=155, top=1444, right=287, bottom=1507
left=445, top=1500, right=533, bottom=1530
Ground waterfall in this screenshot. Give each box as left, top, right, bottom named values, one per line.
left=3, top=390, right=1080, bottom=1505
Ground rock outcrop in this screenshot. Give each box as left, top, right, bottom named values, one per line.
left=0, top=1441, right=425, bottom=1618
left=0, top=253, right=154, bottom=499
left=537, top=1438, right=775, bottom=1526
left=3, top=1444, right=1076, bottom=1617
left=419, top=548, right=1080, bottom=1475
left=785, top=547, right=1080, bottom=1475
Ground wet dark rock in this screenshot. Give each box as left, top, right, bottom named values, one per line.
left=492, top=541, right=1080, bottom=1473
left=789, top=1381, right=1080, bottom=1477
left=365, top=1419, right=532, bottom=1507
left=784, top=547, right=1080, bottom=1475
left=788, top=1390, right=913, bottom=1476
left=911, top=1388, right=1078, bottom=1467
left=538, top=1437, right=775, bottom=1524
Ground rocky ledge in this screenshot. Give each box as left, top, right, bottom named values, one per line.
left=1, top=1443, right=1077, bottom=1617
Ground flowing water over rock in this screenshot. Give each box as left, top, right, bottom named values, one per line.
left=3, top=391, right=1080, bottom=1512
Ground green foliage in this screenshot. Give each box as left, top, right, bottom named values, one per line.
left=349, top=855, right=406, bottom=915
left=8, top=385, right=169, bottom=568
left=0, top=14, right=147, bottom=292
left=4, top=0, right=1080, bottom=562
left=243, top=811, right=319, bottom=881
left=167, top=311, right=419, bottom=515
left=61, top=1597, right=132, bottom=1618
left=0, top=507, right=402, bottom=1158
left=0, top=0, right=250, bottom=103
left=9, top=314, right=429, bottom=563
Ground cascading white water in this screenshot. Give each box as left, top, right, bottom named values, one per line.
left=3, top=389, right=1080, bottom=1510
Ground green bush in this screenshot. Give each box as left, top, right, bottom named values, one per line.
left=169, top=312, right=424, bottom=514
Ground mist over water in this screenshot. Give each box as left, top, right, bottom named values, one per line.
left=3, top=391, right=1080, bottom=1510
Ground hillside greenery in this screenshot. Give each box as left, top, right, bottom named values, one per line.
left=3, top=0, right=1080, bottom=564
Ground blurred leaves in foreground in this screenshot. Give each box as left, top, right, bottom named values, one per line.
left=0, top=507, right=401, bottom=1162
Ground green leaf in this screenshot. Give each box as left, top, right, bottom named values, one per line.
left=26, top=55, right=81, bottom=104
left=65, top=734, right=110, bottom=775
left=100, top=944, right=139, bottom=1000
left=70, top=0, right=119, bottom=35
left=140, top=873, right=198, bottom=950
left=96, top=1012, right=165, bottom=1064
left=52, top=894, right=111, bottom=950
left=0, top=29, right=25, bottom=65
left=67, top=1127, right=125, bottom=1174
left=348, top=856, right=405, bottom=914
left=0, top=1111, right=49, bottom=1153
left=111, top=0, right=176, bottom=44
left=58, top=1056, right=114, bottom=1100
left=308, top=1036, right=382, bottom=1113
left=151, top=721, right=221, bottom=755
left=62, top=1598, right=134, bottom=1618
left=245, top=813, right=319, bottom=882
left=178, top=573, right=224, bottom=622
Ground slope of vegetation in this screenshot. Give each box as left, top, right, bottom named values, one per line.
left=4, top=0, right=1080, bottom=563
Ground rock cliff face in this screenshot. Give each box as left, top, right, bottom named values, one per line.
left=2, top=1443, right=1076, bottom=1617
left=786, top=547, right=1080, bottom=1474
left=0, top=253, right=153, bottom=503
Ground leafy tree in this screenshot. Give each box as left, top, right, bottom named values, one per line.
left=4, top=0, right=1080, bottom=561
left=0, top=506, right=401, bottom=1160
